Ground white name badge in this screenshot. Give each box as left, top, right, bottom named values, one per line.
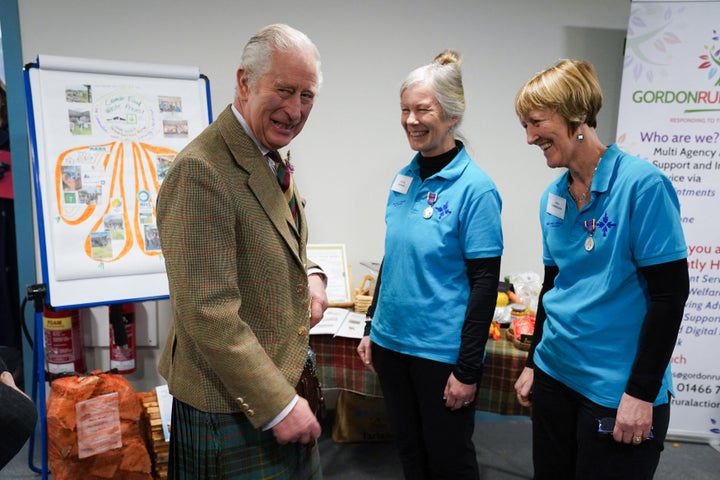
left=546, top=192, right=566, bottom=219
left=391, top=174, right=413, bottom=194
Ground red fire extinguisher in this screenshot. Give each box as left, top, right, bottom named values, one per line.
left=109, top=303, right=136, bottom=374
left=43, top=305, right=86, bottom=374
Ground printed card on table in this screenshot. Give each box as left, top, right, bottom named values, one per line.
left=310, top=307, right=366, bottom=339
left=156, top=384, right=173, bottom=442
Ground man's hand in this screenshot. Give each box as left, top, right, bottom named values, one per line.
left=271, top=397, right=321, bottom=444
left=308, top=273, right=328, bottom=328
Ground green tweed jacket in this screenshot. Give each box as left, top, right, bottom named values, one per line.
left=157, top=105, right=313, bottom=428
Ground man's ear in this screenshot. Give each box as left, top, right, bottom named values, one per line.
left=236, top=68, right=250, bottom=99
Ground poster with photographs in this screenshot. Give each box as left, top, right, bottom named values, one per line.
left=26, top=54, right=211, bottom=307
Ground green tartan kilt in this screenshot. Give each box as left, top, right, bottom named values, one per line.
left=168, top=398, right=323, bottom=479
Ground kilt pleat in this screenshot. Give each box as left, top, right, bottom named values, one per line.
left=168, top=398, right=322, bottom=479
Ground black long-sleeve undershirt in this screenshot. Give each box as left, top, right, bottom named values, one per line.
left=628, top=259, right=689, bottom=401
left=454, top=256, right=501, bottom=383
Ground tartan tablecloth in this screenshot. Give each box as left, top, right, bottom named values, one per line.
left=310, top=332, right=530, bottom=417
left=310, top=335, right=383, bottom=397
left=476, top=334, right=532, bottom=416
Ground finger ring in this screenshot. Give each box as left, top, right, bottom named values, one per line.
left=463, top=401, right=470, bottom=406
left=632, top=435, right=643, bottom=444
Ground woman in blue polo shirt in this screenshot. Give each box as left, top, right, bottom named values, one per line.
left=356, top=50, right=503, bottom=479
left=513, top=59, right=689, bottom=479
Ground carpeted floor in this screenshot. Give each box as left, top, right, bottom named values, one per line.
left=318, top=410, right=720, bottom=480
left=320, top=412, right=720, bottom=480
left=3, top=410, right=720, bottom=479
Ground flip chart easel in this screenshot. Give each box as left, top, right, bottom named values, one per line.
left=24, top=54, right=212, bottom=309
left=23, top=54, right=212, bottom=479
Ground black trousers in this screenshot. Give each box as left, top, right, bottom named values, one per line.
left=372, top=343, right=480, bottom=480
left=531, top=367, right=669, bottom=480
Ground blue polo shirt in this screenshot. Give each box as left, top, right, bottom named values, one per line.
left=370, top=147, right=503, bottom=364
left=535, top=144, right=687, bottom=407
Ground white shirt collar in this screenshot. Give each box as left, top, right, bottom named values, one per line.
left=230, top=104, right=271, bottom=157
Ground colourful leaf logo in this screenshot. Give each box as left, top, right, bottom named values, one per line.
left=697, top=30, right=720, bottom=85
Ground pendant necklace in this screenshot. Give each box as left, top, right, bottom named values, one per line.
left=568, top=166, right=596, bottom=205
left=423, top=192, right=437, bottom=219
left=568, top=146, right=606, bottom=205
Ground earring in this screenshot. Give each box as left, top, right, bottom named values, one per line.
left=577, top=133, right=584, bottom=142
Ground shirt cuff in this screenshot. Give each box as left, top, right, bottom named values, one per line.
left=262, top=394, right=299, bottom=431
left=307, top=268, right=328, bottom=287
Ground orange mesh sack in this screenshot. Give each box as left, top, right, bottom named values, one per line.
left=47, top=371, right=152, bottom=480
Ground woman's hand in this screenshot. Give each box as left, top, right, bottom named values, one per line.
left=356, top=336, right=376, bottom=373
left=614, top=393, right=653, bottom=445
left=443, top=373, right=477, bottom=411
left=514, top=366, right=534, bottom=407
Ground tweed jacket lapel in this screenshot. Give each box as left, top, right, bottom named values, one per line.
left=215, top=107, right=306, bottom=269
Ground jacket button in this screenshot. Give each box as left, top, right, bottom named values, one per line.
left=246, top=409, right=255, bottom=417
left=296, top=284, right=305, bottom=293
left=298, top=325, right=308, bottom=336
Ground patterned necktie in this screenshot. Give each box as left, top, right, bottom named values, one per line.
left=268, top=150, right=299, bottom=229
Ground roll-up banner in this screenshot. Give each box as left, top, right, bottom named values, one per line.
left=616, top=0, right=720, bottom=446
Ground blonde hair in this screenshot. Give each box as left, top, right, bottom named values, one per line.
left=515, top=59, right=602, bottom=135
left=401, top=50, right=465, bottom=126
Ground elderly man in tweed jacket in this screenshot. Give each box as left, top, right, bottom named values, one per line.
left=156, top=24, right=328, bottom=479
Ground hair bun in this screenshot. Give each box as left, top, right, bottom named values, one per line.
left=433, top=49, right=461, bottom=66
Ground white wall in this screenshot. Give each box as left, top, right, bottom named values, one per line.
left=15, top=0, right=631, bottom=390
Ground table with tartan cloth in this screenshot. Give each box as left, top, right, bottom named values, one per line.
left=310, top=333, right=530, bottom=417
left=310, top=335, right=383, bottom=397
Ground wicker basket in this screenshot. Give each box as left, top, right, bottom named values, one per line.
left=506, top=327, right=531, bottom=351
left=353, top=275, right=375, bottom=314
